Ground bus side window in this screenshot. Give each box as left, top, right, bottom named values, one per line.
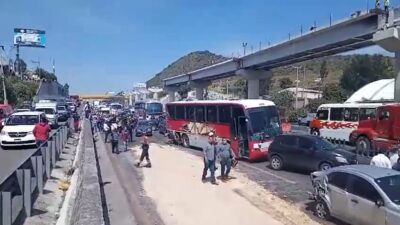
left=206, top=105, right=218, bottom=123
left=167, top=105, right=175, bottom=120
left=175, top=105, right=185, bottom=120
left=317, top=109, right=328, bottom=120
left=195, top=106, right=205, bottom=123
left=186, top=106, right=195, bottom=121
left=359, top=108, right=376, bottom=121
left=330, top=108, right=343, bottom=121
left=344, top=108, right=359, bottom=122
left=218, top=105, right=232, bottom=123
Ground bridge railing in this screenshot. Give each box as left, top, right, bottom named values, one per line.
left=0, top=125, right=69, bottom=225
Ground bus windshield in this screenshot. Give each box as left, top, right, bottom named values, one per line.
left=247, top=106, right=281, bottom=140
left=147, top=103, right=162, bottom=115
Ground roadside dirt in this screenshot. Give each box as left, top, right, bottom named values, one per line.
left=131, top=142, right=321, bottom=225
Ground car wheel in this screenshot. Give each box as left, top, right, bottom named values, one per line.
left=270, top=155, right=283, bottom=170
left=182, top=134, right=190, bottom=148
left=311, top=129, right=320, bottom=136
left=356, top=136, right=371, bottom=156
left=319, top=162, right=332, bottom=171
left=315, top=200, right=331, bottom=220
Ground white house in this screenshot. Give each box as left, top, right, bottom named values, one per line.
left=281, top=87, right=322, bottom=108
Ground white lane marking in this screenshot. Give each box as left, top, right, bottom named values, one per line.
left=239, top=163, right=297, bottom=185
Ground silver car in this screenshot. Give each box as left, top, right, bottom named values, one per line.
left=310, top=165, right=400, bottom=225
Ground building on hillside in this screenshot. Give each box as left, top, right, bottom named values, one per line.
left=280, top=87, right=322, bottom=108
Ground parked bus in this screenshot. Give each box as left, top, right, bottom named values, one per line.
left=134, top=101, right=163, bottom=119
left=310, top=103, right=384, bottom=142
left=166, top=100, right=281, bottom=161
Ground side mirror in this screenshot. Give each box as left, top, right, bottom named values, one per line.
left=375, top=199, right=384, bottom=207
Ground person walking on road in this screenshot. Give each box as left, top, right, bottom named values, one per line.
left=84, top=102, right=91, bottom=119
left=217, top=138, right=236, bottom=181
left=73, top=112, right=80, bottom=133
left=136, top=135, right=152, bottom=168
left=202, top=133, right=218, bottom=185
left=104, top=121, right=111, bottom=143
left=121, top=126, right=130, bottom=152
left=111, top=128, right=120, bottom=154
left=33, top=117, right=51, bottom=148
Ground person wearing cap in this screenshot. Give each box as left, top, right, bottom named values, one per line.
left=217, top=138, right=236, bottom=180
left=202, top=132, right=218, bottom=185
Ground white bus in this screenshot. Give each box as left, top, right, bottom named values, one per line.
left=309, top=103, right=383, bottom=142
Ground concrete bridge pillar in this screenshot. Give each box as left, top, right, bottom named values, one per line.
left=236, top=69, right=272, bottom=99
left=165, top=87, right=178, bottom=102
left=191, top=81, right=211, bottom=100
left=373, top=27, right=400, bottom=102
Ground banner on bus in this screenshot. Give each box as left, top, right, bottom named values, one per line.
left=14, top=28, right=46, bottom=48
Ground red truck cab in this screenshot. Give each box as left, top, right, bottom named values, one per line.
left=350, top=104, right=400, bottom=153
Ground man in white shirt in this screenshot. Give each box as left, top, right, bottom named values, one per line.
left=370, top=153, right=392, bottom=169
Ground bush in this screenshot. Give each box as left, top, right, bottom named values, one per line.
left=287, top=108, right=306, bottom=123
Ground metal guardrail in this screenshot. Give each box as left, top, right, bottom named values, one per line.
left=0, top=125, right=69, bottom=225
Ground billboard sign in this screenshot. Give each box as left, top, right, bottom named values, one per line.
left=14, top=28, right=46, bottom=48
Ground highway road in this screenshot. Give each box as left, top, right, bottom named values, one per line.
left=0, top=129, right=57, bottom=184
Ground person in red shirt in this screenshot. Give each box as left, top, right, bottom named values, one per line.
left=33, top=117, right=51, bottom=148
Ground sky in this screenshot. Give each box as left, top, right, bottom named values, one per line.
left=0, top=0, right=397, bottom=94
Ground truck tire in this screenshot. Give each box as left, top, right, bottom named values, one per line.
left=356, top=136, right=371, bottom=156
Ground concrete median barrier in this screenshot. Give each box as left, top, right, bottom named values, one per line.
left=56, top=119, right=104, bottom=225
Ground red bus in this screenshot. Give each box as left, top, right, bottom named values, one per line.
left=166, top=100, right=282, bottom=161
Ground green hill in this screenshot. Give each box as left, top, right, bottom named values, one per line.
left=146, top=51, right=228, bottom=87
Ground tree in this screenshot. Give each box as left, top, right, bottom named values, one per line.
left=278, top=77, right=293, bottom=89
left=270, top=90, right=295, bottom=109
left=323, top=83, right=344, bottom=103
left=14, top=59, right=27, bottom=74
left=35, top=68, right=57, bottom=81
left=340, top=55, right=394, bottom=96
left=306, top=98, right=326, bottom=113
left=319, top=60, right=329, bottom=84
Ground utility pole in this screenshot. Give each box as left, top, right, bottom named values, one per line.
left=292, top=66, right=302, bottom=109
left=15, top=44, right=20, bottom=76
left=242, top=42, right=248, bottom=56
left=0, top=45, right=8, bottom=104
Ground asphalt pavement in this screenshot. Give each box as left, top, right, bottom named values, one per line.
left=0, top=130, right=57, bottom=184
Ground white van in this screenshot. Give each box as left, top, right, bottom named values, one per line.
left=35, top=102, right=59, bottom=128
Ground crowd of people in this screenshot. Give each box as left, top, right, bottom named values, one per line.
left=84, top=102, right=154, bottom=167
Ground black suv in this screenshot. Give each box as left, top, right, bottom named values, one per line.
left=268, top=134, right=357, bottom=171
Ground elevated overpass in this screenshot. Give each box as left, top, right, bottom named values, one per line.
left=164, top=7, right=400, bottom=101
